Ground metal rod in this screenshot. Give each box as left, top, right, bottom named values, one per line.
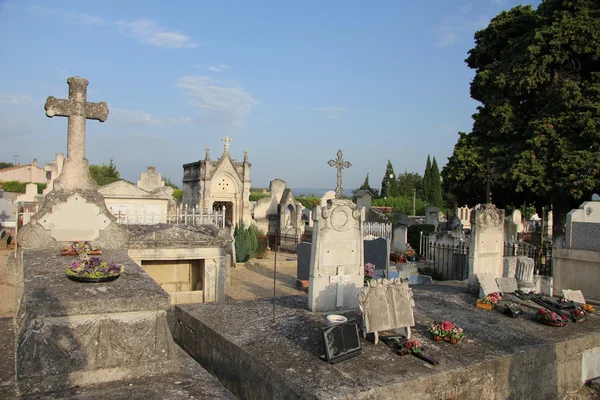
left=273, top=231, right=278, bottom=323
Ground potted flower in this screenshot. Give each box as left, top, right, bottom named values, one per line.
left=65, top=255, right=124, bottom=283
left=582, top=304, right=595, bottom=313
left=477, top=292, right=501, bottom=310
left=61, top=241, right=101, bottom=256
left=428, top=320, right=464, bottom=344
left=364, top=263, right=375, bottom=285
left=404, top=248, right=416, bottom=263
left=570, top=307, right=587, bottom=323
left=499, top=302, right=523, bottom=318
left=536, top=308, right=568, bottom=327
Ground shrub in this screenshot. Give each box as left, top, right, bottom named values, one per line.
left=0, top=181, right=46, bottom=194
left=407, top=224, right=435, bottom=253
left=234, top=223, right=258, bottom=262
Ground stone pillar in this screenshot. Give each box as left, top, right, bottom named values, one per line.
left=308, top=199, right=365, bottom=312
left=468, top=204, right=505, bottom=290
left=516, top=256, right=536, bottom=292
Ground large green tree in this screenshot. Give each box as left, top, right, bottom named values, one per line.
left=89, top=158, right=121, bottom=186
left=442, top=0, right=600, bottom=238
left=353, top=173, right=380, bottom=198
left=422, top=155, right=433, bottom=204
left=0, top=162, right=14, bottom=170
left=381, top=160, right=399, bottom=198
left=397, top=170, right=423, bottom=198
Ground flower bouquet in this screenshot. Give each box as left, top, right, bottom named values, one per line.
left=61, top=241, right=101, bottom=256
left=364, top=263, right=375, bottom=285
left=536, top=308, right=568, bottom=327
left=65, top=256, right=124, bottom=283
left=428, top=320, right=464, bottom=344
left=570, top=307, right=587, bottom=323
left=477, top=292, right=501, bottom=310
left=582, top=304, right=595, bottom=313
left=393, top=339, right=439, bottom=365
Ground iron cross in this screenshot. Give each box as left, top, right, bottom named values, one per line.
left=328, top=149, right=352, bottom=199
left=480, top=161, right=495, bottom=204
left=45, top=77, right=108, bottom=163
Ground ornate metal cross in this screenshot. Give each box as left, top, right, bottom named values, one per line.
left=480, top=162, right=495, bottom=204
left=328, top=149, right=351, bottom=199
left=222, top=134, right=232, bottom=152
left=45, top=77, right=108, bottom=163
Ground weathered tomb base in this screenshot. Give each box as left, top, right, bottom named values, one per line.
left=174, top=282, right=600, bottom=400
left=11, top=249, right=184, bottom=394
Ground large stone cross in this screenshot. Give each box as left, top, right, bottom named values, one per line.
left=328, top=149, right=351, bottom=199
left=45, top=77, right=108, bottom=190
left=222, top=134, right=232, bottom=152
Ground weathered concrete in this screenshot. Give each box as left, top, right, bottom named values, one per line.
left=13, top=249, right=179, bottom=393
left=553, top=247, right=600, bottom=298
left=175, top=282, right=600, bottom=400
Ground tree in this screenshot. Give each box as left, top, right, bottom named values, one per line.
left=442, top=1, right=600, bottom=238
left=163, top=177, right=179, bottom=190
left=422, top=155, right=433, bottom=204
left=397, top=171, right=423, bottom=199
left=0, top=162, right=14, bottom=170
left=430, top=157, right=443, bottom=207
left=380, top=160, right=399, bottom=198
left=89, top=158, right=121, bottom=186
left=353, top=173, right=380, bottom=198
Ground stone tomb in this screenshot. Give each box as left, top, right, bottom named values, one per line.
left=308, top=199, right=365, bottom=312
left=174, top=283, right=600, bottom=400
left=468, top=204, right=505, bottom=290
left=358, top=278, right=415, bottom=344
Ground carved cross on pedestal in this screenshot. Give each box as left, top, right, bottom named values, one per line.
left=480, top=162, right=495, bottom=204
left=45, top=77, right=108, bottom=190
left=222, top=134, right=232, bottom=152
left=328, top=149, right=351, bottom=199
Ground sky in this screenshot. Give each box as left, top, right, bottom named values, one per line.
left=0, top=0, right=541, bottom=191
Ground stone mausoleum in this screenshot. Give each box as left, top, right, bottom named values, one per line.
left=182, top=135, right=252, bottom=227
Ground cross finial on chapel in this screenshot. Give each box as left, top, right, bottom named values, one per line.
left=222, top=134, right=232, bottom=152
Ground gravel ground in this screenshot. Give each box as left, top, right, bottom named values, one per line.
left=226, top=251, right=306, bottom=301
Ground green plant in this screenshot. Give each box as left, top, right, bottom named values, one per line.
left=234, top=223, right=258, bottom=262
left=249, top=225, right=268, bottom=256
left=407, top=224, right=435, bottom=253
left=249, top=193, right=270, bottom=202
left=66, top=256, right=124, bottom=279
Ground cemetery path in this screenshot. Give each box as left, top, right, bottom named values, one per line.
left=227, top=252, right=306, bottom=301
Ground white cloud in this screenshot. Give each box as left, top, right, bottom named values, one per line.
left=208, top=64, right=231, bottom=72
left=116, top=19, right=197, bottom=49
left=176, top=76, right=258, bottom=128
left=110, top=107, right=192, bottom=127
left=434, top=4, right=490, bottom=47
left=0, top=94, right=32, bottom=106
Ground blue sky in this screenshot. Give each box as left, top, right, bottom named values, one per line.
left=0, top=0, right=540, bottom=191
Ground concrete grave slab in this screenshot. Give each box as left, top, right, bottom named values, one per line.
left=496, top=277, right=518, bottom=294
left=563, top=289, right=586, bottom=305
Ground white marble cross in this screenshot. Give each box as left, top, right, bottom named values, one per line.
left=330, top=267, right=352, bottom=308
left=44, top=77, right=108, bottom=190
left=222, top=134, right=233, bottom=152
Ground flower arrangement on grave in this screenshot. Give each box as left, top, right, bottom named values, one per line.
left=364, top=263, right=375, bottom=284
left=582, top=304, right=595, bottom=313
left=570, top=307, right=587, bottom=323
left=536, top=308, right=568, bottom=326
left=61, top=241, right=101, bottom=256
left=403, top=339, right=422, bottom=354
left=65, top=255, right=124, bottom=281
left=428, top=320, right=464, bottom=344
left=499, top=302, right=523, bottom=318
left=404, top=248, right=416, bottom=262
left=477, top=292, right=501, bottom=309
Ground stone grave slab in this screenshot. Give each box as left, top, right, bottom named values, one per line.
left=364, top=236, right=389, bottom=272
left=503, top=256, right=518, bottom=278
left=296, top=241, right=311, bottom=281
left=477, top=273, right=500, bottom=296
left=562, top=289, right=586, bottom=305
left=496, top=277, right=518, bottom=294
left=358, top=278, right=415, bottom=344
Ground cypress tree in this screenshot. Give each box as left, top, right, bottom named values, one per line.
left=381, top=160, right=399, bottom=198
left=423, top=155, right=432, bottom=203
left=431, top=157, right=443, bottom=207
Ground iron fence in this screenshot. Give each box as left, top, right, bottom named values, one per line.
left=422, top=241, right=469, bottom=281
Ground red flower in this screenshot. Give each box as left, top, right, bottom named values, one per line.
left=441, top=320, right=454, bottom=331
left=406, top=341, right=413, bottom=349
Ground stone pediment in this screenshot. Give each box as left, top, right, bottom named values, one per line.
left=99, top=180, right=171, bottom=199
left=211, top=153, right=242, bottom=183
left=124, top=223, right=228, bottom=248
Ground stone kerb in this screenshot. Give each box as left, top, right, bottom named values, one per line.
left=468, top=204, right=505, bottom=290
left=308, top=199, right=365, bottom=312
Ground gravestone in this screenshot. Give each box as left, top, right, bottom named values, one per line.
left=296, top=241, right=311, bottom=288
left=477, top=273, right=501, bottom=296
left=136, top=166, right=165, bottom=192
left=468, top=204, right=505, bottom=291
left=321, top=320, right=362, bottom=364
left=18, top=76, right=127, bottom=249
left=364, top=237, right=389, bottom=273
left=562, top=289, right=586, bottom=305
left=391, top=224, right=408, bottom=253
left=0, top=197, right=17, bottom=228
left=496, top=277, right=518, bottom=294
left=503, top=256, right=518, bottom=278
left=358, top=278, right=415, bottom=344
left=516, top=256, right=535, bottom=292
left=565, top=201, right=600, bottom=251
left=308, top=199, right=365, bottom=312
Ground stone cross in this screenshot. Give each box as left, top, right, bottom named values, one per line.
left=222, top=134, right=232, bottom=152
left=45, top=77, right=108, bottom=190
left=244, top=149, right=248, bottom=163
left=329, top=267, right=352, bottom=308
left=205, top=146, right=211, bottom=161
left=328, top=149, right=351, bottom=199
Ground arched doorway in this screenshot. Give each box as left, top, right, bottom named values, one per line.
left=213, top=201, right=233, bottom=225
